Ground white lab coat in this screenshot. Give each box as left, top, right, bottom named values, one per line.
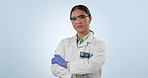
left=51, top=33, right=105, bottom=78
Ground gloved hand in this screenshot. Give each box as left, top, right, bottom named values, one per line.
left=51, top=54, right=67, bottom=68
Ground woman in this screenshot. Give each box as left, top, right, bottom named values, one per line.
left=51, top=5, right=105, bottom=78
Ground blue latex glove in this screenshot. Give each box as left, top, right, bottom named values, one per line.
left=51, top=54, right=67, bottom=68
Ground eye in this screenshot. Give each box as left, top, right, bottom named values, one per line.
left=79, top=15, right=86, bottom=19
left=70, top=17, right=76, bottom=20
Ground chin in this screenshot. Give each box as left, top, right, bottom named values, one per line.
left=77, top=30, right=84, bottom=33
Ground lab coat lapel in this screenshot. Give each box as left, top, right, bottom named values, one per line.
left=77, top=34, right=94, bottom=48
left=70, top=35, right=77, bottom=48
left=70, top=35, right=79, bottom=60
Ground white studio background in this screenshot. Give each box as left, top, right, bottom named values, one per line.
left=0, top=0, right=148, bottom=78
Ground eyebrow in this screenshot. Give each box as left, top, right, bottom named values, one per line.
left=71, top=14, right=87, bottom=18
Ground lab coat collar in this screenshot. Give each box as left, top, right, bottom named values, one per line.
left=70, top=32, right=94, bottom=47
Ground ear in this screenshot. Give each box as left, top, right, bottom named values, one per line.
left=89, top=16, right=92, bottom=24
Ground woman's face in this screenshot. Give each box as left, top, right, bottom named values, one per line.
left=71, top=9, right=92, bottom=34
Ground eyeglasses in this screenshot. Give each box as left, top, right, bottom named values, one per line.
left=70, top=14, right=89, bottom=22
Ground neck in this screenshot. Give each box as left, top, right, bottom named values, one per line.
left=77, top=31, right=89, bottom=39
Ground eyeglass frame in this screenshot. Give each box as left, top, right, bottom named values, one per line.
left=70, top=14, right=89, bottom=22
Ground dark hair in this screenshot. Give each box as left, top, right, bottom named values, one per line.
left=70, top=5, right=91, bottom=17
left=70, top=5, right=94, bottom=35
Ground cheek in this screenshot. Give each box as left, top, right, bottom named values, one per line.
left=87, top=19, right=91, bottom=24
left=72, top=23, right=76, bottom=28
left=72, top=23, right=75, bottom=26
left=86, top=18, right=91, bottom=24
left=83, top=21, right=90, bottom=26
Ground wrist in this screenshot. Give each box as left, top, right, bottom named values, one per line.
left=65, top=61, right=68, bottom=68
left=66, top=62, right=70, bottom=71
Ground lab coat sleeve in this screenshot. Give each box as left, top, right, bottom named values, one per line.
left=51, top=64, right=72, bottom=78
left=51, top=39, right=72, bottom=78
left=69, top=40, right=105, bottom=74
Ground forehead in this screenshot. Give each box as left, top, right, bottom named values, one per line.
left=71, top=9, right=86, bottom=17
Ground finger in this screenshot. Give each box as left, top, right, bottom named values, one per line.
left=51, top=60, right=55, bottom=64
left=55, top=55, right=63, bottom=59
left=51, top=58, right=56, bottom=64
left=51, top=57, right=55, bottom=62
left=51, top=57, right=58, bottom=64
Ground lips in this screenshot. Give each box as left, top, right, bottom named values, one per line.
left=76, top=25, right=83, bottom=29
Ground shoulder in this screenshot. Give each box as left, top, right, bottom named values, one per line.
left=91, top=36, right=105, bottom=52
left=59, top=36, right=74, bottom=45
left=61, top=36, right=73, bottom=42
left=93, top=36, right=105, bottom=46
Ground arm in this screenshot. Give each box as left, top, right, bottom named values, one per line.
left=51, top=39, right=72, bottom=78
left=51, top=64, right=72, bottom=78
left=69, top=40, right=105, bottom=74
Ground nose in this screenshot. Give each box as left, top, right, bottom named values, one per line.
left=75, top=18, right=82, bottom=23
